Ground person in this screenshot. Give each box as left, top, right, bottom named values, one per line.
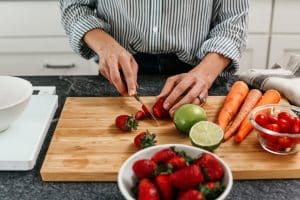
left=60, top=0, right=249, bottom=116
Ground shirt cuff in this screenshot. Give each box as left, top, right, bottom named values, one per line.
left=197, top=36, right=242, bottom=78
left=70, top=15, right=110, bottom=60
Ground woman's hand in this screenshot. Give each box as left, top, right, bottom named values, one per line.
left=158, top=53, right=231, bottom=117
left=157, top=71, right=210, bottom=117
left=84, top=29, right=138, bottom=96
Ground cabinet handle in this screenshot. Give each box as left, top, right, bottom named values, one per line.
left=43, top=63, right=75, bottom=69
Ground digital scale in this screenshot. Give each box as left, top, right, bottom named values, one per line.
left=0, top=86, right=58, bottom=170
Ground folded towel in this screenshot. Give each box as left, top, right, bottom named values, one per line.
left=238, top=54, right=300, bottom=106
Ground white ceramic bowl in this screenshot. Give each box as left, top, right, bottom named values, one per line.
left=118, top=144, right=233, bottom=200
left=0, top=76, right=32, bottom=132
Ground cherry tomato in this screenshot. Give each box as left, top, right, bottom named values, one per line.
left=265, top=123, right=280, bottom=132
left=265, top=140, right=281, bottom=151
left=277, top=137, right=294, bottom=149
left=268, top=115, right=278, bottom=124
left=278, top=112, right=291, bottom=120
left=291, top=120, right=300, bottom=134
left=255, top=113, right=269, bottom=127
left=277, top=118, right=291, bottom=133
left=278, top=112, right=296, bottom=125
left=261, top=124, right=280, bottom=143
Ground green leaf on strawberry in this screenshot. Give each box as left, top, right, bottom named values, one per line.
left=199, top=181, right=225, bottom=200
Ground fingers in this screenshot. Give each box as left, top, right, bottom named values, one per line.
left=169, top=82, right=203, bottom=115
left=131, top=57, right=139, bottom=83
left=107, top=58, right=128, bottom=96
left=157, top=75, right=179, bottom=100
left=192, top=98, right=201, bottom=105
left=119, top=55, right=137, bottom=96
left=99, top=61, right=110, bottom=80
left=164, top=77, right=195, bottom=110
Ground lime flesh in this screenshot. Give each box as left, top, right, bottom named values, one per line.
left=189, top=121, right=224, bottom=151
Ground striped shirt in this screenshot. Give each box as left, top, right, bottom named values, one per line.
left=60, top=0, right=249, bottom=76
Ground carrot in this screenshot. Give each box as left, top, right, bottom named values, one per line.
left=224, top=89, right=262, bottom=141
left=217, top=81, right=249, bottom=132
left=234, top=89, right=281, bottom=143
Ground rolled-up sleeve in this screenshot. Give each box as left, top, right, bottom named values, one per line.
left=197, top=0, right=249, bottom=77
left=60, top=0, right=110, bottom=59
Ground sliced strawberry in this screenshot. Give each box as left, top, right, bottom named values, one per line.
left=155, top=174, right=174, bottom=200
left=178, top=189, right=203, bottom=200
left=170, top=164, right=204, bottom=190
left=166, top=155, right=186, bottom=170
left=134, top=131, right=157, bottom=149
left=151, top=148, right=177, bottom=164
left=152, top=97, right=170, bottom=119
left=115, top=114, right=138, bottom=131
left=135, top=110, right=146, bottom=120
left=138, top=178, right=160, bottom=200
left=142, top=105, right=151, bottom=117
left=195, top=153, right=224, bottom=181
left=133, top=159, right=157, bottom=179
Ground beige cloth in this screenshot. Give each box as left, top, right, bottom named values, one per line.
left=238, top=54, right=300, bottom=106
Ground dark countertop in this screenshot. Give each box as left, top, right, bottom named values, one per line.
left=0, top=75, right=299, bottom=200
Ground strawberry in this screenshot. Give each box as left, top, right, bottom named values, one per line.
left=152, top=97, right=170, bottom=119
left=133, top=159, right=157, bottom=179
left=115, top=114, right=138, bottom=131
left=170, top=164, right=204, bottom=190
left=151, top=148, right=177, bottom=164
left=138, top=178, right=160, bottom=200
left=166, top=155, right=186, bottom=170
left=199, top=181, right=226, bottom=200
left=155, top=174, right=174, bottom=200
left=142, top=105, right=151, bottom=117
left=134, top=131, right=157, bottom=149
left=178, top=189, right=203, bottom=200
left=195, top=153, right=224, bottom=181
left=135, top=110, right=146, bottom=120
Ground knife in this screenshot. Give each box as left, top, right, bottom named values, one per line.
left=119, top=73, right=160, bottom=126
left=133, top=94, right=160, bottom=126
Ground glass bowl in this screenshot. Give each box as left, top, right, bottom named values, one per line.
left=249, top=104, right=300, bottom=155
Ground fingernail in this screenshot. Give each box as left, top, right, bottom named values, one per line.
left=163, top=102, right=170, bottom=110
left=129, top=90, right=135, bottom=96
left=170, top=110, right=175, bottom=118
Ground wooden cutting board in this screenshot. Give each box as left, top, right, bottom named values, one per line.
left=40, top=97, right=300, bottom=181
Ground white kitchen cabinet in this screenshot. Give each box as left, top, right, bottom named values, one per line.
left=248, top=0, right=272, bottom=33
left=0, top=1, right=64, bottom=37
left=269, top=35, right=300, bottom=68
left=0, top=1, right=98, bottom=76
left=0, top=37, right=98, bottom=76
left=238, top=34, right=269, bottom=73
left=273, top=0, right=300, bottom=33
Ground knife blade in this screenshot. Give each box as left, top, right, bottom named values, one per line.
left=133, top=94, right=160, bottom=126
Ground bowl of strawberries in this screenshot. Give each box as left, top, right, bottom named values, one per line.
left=118, top=144, right=233, bottom=200
left=250, top=104, right=300, bottom=155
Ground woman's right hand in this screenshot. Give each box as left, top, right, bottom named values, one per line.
left=84, top=29, right=138, bottom=96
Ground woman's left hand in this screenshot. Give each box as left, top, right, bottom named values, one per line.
left=157, top=53, right=231, bottom=117
left=157, top=70, right=211, bottom=117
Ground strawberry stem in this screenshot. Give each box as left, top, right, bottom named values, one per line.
left=140, top=130, right=157, bottom=148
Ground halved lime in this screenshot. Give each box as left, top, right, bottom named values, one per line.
left=189, top=121, right=224, bottom=151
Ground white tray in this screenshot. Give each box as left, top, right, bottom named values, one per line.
left=0, top=95, right=58, bottom=170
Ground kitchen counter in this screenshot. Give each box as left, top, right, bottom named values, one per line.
left=0, top=75, right=299, bottom=200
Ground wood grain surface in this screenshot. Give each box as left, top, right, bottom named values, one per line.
left=40, top=97, right=300, bottom=181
